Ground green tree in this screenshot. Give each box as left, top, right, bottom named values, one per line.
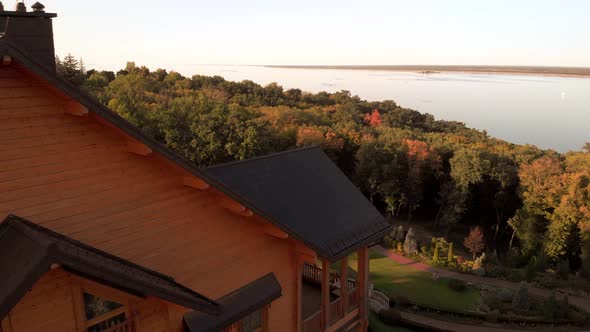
left=56, top=54, right=87, bottom=86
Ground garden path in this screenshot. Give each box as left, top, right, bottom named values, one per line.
left=374, top=245, right=590, bottom=313
left=401, top=311, right=567, bottom=332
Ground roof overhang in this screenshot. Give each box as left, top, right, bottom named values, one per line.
left=0, top=214, right=221, bottom=319
left=183, top=273, right=282, bottom=332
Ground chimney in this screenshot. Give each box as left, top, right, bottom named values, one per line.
left=0, top=2, right=57, bottom=72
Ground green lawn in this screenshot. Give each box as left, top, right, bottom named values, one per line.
left=369, top=312, right=416, bottom=332
left=344, top=250, right=480, bottom=313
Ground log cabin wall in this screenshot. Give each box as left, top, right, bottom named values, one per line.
left=0, top=64, right=297, bottom=331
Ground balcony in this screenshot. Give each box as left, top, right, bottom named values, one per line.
left=301, top=263, right=362, bottom=332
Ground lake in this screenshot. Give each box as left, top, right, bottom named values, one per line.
left=177, top=65, right=590, bottom=152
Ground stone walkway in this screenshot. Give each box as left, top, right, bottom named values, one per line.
left=374, top=245, right=590, bottom=313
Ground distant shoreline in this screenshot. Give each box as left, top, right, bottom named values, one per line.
left=264, top=65, right=590, bottom=78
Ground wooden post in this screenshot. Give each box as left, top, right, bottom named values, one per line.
left=321, top=258, right=331, bottom=330
left=340, top=256, right=348, bottom=313
left=357, top=247, right=369, bottom=331
left=296, top=259, right=302, bottom=332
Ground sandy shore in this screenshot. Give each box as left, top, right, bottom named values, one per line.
left=264, top=65, right=590, bottom=78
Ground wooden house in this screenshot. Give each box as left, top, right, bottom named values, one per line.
left=0, top=3, right=391, bottom=332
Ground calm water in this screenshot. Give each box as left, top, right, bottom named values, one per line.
left=178, top=65, right=590, bottom=152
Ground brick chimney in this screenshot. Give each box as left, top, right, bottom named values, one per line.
left=0, top=2, right=57, bottom=72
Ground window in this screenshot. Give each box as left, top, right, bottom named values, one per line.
left=83, top=292, right=128, bottom=332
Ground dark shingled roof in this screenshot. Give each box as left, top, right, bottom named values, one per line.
left=0, top=214, right=221, bottom=319
left=205, top=147, right=392, bottom=261
left=183, top=273, right=282, bottom=332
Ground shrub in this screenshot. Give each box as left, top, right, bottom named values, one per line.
left=420, top=245, right=428, bottom=255
left=447, top=242, right=454, bottom=262
left=378, top=308, right=402, bottom=325
left=504, top=248, right=529, bottom=268
left=497, top=288, right=514, bottom=303
left=483, top=292, right=502, bottom=311
left=508, top=270, right=525, bottom=282
left=433, top=245, right=440, bottom=262
left=557, top=259, right=570, bottom=280
left=383, top=235, right=394, bottom=248
left=568, top=309, right=587, bottom=325
left=486, top=265, right=509, bottom=279
left=485, top=309, right=499, bottom=323
left=448, top=279, right=467, bottom=292
left=388, top=297, right=396, bottom=308
left=525, top=257, right=537, bottom=282
left=543, top=292, right=559, bottom=321
left=394, top=295, right=410, bottom=307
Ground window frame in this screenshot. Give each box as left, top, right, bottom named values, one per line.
left=70, top=275, right=139, bottom=332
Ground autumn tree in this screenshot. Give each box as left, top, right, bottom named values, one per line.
left=364, top=109, right=382, bottom=127
left=464, top=227, right=485, bottom=259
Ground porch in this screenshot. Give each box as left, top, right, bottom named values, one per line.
left=299, top=248, right=369, bottom=332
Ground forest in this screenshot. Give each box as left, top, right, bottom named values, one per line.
left=57, top=55, right=590, bottom=273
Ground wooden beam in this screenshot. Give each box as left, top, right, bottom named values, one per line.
left=2, top=55, right=12, bottom=65
left=126, top=140, right=152, bottom=156
left=182, top=176, right=210, bottom=190
left=261, top=223, right=288, bottom=239
left=218, top=195, right=247, bottom=213
left=321, top=258, right=331, bottom=330
left=64, top=100, right=89, bottom=116
left=237, top=209, right=254, bottom=217
left=357, top=247, right=370, bottom=331
left=340, top=256, right=349, bottom=313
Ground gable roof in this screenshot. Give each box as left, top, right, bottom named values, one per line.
left=0, top=214, right=221, bottom=319
left=0, top=40, right=390, bottom=262
left=205, top=147, right=391, bottom=261
left=183, top=273, right=282, bottom=332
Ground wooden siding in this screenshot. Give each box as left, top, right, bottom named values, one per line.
left=0, top=65, right=297, bottom=331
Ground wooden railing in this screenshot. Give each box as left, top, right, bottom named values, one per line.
left=347, top=287, right=360, bottom=312
left=329, top=297, right=344, bottom=325
left=368, top=284, right=390, bottom=312
left=100, top=319, right=134, bottom=332
left=302, top=310, right=322, bottom=332
left=302, top=264, right=340, bottom=284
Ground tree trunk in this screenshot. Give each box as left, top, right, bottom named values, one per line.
left=509, top=228, right=516, bottom=250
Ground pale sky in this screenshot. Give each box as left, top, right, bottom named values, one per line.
left=43, top=0, right=590, bottom=71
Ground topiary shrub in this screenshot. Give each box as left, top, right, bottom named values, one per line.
left=433, top=245, right=440, bottom=262
left=485, top=309, right=499, bottom=323
left=378, top=308, right=402, bottom=325
left=395, top=225, right=405, bottom=242
left=447, top=242, right=454, bottom=262
left=448, top=279, right=467, bottom=292
left=512, top=282, right=530, bottom=312
left=403, top=227, right=418, bottom=255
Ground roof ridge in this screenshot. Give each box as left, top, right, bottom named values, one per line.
left=206, top=146, right=322, bottom=170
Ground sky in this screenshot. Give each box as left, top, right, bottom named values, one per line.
left=41, top=0, right=590, bottom=71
